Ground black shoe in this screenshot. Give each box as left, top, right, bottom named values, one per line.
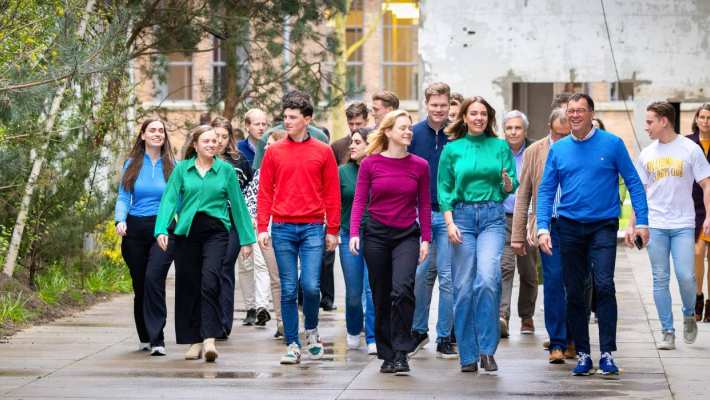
left=273, top=324, right=284, bottom=340
left=393, top=352, right=410, bottom=375
left=408, top=331, right=429, bottom=358
left=436, top=338, right=458, bottom=359
left=242, top=308, right=257, bottom=326
left=461, top=362, right=478, bottom=372
left=320, top=302, right=337, bottom=311
left=480, top=354, right=498, bottom=371
left=255, top=307, right=271, bottom=326
left=380, top=360, right=395, bottom=373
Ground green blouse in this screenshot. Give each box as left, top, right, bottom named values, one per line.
left=437, top=133, right=519, bottom=212
left=154, top=157, right=256, bottom=245
left=338, top=161, right=358, bottom=234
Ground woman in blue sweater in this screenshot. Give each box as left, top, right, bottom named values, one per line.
left=114, top=118, right=176, bottom=356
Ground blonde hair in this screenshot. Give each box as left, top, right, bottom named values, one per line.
left=366, top=109, right=411, bottom=155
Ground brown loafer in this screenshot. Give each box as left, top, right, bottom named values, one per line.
left=549, top=349, right=565, bottom=364
left=480, top=354, right=498, bottom=371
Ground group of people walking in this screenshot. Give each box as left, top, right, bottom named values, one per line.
left=114, top=82, right=710, bottom=377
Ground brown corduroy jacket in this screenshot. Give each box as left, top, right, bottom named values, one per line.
left=511, top=136, right=553, bottom=246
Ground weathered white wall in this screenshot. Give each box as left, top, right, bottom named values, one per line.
left=420, top=0, right=710, bottom=145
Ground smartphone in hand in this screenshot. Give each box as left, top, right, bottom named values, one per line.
left=634, top=235, right=643, bottom=250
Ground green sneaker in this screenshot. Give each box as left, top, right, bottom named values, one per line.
left=306, top=329, right=324, bottom=360
left=280, top=343, right=301, bottom=365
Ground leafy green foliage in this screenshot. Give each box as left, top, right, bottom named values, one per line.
left=0, top=292, right=34, bottom=324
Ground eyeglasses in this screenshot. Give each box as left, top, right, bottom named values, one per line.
left=566, top=108, right=589, bottom=116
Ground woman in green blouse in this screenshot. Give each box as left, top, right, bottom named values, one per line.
left=438, top=97, right=517, bottom=373
left=155, top=125, right=255, bottom=363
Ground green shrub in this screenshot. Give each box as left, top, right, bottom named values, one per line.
left=36, top=264, right=72, bottom=305
left=0, top=292, right=33, bottom=324
left=84, top=261, right=131, bottom=294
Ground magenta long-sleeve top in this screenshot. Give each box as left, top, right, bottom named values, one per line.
left=350, top=153, right=432, bottom=241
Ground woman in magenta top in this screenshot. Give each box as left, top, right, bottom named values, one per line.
left=350, top=109, right=431, bottom=375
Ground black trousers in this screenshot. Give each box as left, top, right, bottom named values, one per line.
left=120, top=215, right=174, bottom=346
left=220, top=228, right=240, bottom=336
left=363, top=219, right=420, bottom=362
left=320, top=247, right=336, bottom=307
left=174, top=213, right=231, bottom=344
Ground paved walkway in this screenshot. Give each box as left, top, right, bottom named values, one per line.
left=1, top=246, right=709, bottom=399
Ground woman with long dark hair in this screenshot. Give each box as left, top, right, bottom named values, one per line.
left=438, top=97, right=517, bottom=372
left=155, top=125, right=255, bottom=362
left=339, top=127, right=377, bottom=354
left=689, top=103, right=710, bottom=322
left=114, top=118, right=176, bottom=356
left=211, top=117, right=254, bottom=337
left=350, top=110, right=432, bottom=375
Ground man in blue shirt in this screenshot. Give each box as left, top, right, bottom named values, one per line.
left=537, top=93, right=649, bottom=376
left=237, top=108, right=268, bottom=165
left=409, top=82, right=457, bottom=359
left=500, top=110, right=538, bottom=338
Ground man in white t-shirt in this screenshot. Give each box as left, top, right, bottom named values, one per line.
left=627, top=101, right=710, bottom=350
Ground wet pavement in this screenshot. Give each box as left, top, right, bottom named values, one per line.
left=1, top=246, right=709, bottom=399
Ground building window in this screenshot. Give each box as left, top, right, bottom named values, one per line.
left=382, top=0, right=419, bottom=102
left=610, top=81, right=634, bottom=101
left=345, top=0, right=365, bottom=96
left=156, top=52, right=193, bottom=102
left=212, top=37, right=227, bottom=100
left=211, top=37, right=249, bottom=102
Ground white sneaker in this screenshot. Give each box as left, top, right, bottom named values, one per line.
left=346, top=334, right=360, bottom=350
left=150, top=346, right=166, bottom=356
left=367, top=342, right=378, bottom=355
left=306, top=329, right=324, bottom=359
left=280, top=343, right=301, bottom=364
left=657, top=331, right=675, bottom=350
left=683, top=316, right=698, bottom=344
left=138, top=342, right=151, bottom=351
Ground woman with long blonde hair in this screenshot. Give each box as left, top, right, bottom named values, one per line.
left=349, top=110, right=432, bottom=375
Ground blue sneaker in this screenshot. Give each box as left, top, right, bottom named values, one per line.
left=572, top=353, right=594, bottom=376
left=599, top=352, right=619, bottom=375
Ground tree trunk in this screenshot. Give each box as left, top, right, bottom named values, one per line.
left=2, top=0, right=97, bottom=278
left=329, top=3, right=349, bottom=141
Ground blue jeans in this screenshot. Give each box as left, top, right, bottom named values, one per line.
left=451, top=202, right=506, bottom=366
left=558, top=217, right=618, bottom=354
left=271, top=223, right=324, bottom=346
left=339, top=231, right=376, bottom=344
left=648, top=228, right=697, bottom=333
left=412, top=211, right=454, bottom=341
left=539, top=220, right=567, bottom=351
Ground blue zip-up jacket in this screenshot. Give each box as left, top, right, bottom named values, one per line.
left=410, top=118, right=448, bottom=211
left=114, top=154, right=169, bottom=222
left=536, top=129, right=648, bottom=231
left=237, top=139, right=256, bottom=164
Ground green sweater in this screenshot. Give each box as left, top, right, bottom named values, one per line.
left=252, top=124, right=329, bottom=169
left=437, top=134, right=519, bottom=212
left=338, top=161, right=358, bottom=234
left=154, top=157, right=256, bottom=245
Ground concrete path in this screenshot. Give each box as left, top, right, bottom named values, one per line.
left=1, top=246, right=708, bottom=399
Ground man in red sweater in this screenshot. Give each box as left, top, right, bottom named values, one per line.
left=257, top=90, right=341, bottom=365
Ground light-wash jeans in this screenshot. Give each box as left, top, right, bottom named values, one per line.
left=339, top=230, right=376, bottom=344
left=412, top=211, right=454, bottom=341
left=648, top=227, right=697, bottom=333
left=271, top=223, right=324, bottom=346
left=451, top=202, right=506, bottom=366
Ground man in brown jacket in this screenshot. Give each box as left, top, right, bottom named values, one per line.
left=510, top=108, right=572, bottom=364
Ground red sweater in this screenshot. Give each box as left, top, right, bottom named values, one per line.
left=257, top=136, right=341, bottom=235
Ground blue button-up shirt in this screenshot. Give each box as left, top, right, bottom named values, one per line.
left=503, top=141, right=526, bottom=214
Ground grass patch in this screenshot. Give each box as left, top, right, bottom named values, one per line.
left=36, top=264, right=72, bottom=305
left=84, top=261, right=132, bottom=294
left=0, top=292, right=34, bottom=324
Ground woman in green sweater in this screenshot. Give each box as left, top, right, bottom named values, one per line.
left=155, top=125, right=255, bottom=363
left=438, top=97, right=518, bottom=373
